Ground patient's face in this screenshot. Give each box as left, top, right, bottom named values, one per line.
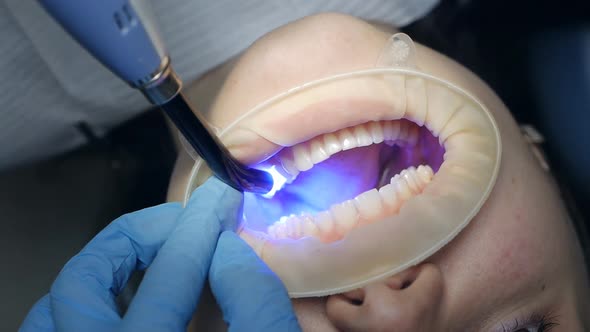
left=171, top=14, right=589, bottom=331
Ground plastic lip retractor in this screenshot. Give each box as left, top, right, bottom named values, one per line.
left=183, top=33, right=501, bottom=298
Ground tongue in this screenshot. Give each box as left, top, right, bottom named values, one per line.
left=281, top=145, right=382, bottom=211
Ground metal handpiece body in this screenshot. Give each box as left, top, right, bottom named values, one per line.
left=40, top=0, right=273, bottom=194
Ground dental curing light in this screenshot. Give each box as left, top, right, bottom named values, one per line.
left=257, top=165, right=288, bottom=199
left=40, top=0, right=274, bottom=195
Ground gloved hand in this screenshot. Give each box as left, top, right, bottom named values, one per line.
left=210, top=231, right=301, bottom=332
left=20, top=177, right=300, bottom=332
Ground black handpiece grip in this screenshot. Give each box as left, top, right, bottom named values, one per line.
left=160, top=93, right=273, bottom=194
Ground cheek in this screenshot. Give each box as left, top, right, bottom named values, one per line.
left=484, top=219, right=546, bottom=284
left=430, top=156, right=570, bottom=301
left=492, top=169, right=574, bottom=282
left=437, top=214, right=544, bottom=286
left=485, top=203, right=548, bottom=282
left=425, top=208, right=547, bottom=319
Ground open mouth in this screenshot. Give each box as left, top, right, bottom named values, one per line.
left=245, top=119, right=445, bottom=242
left=187, top=68, right=501, bottom=297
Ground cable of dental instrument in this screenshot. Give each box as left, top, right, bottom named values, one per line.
left=39, top=0, right=273, bottom=195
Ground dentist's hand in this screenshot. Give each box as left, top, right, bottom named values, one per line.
left=20, top=177, right=300, bottom=332
left=209, top=231, right=301, bottom=332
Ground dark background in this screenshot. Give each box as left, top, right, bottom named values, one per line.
left=2, top=1, right=589, bottom=330
left=405, top=0, right=590, bottom=257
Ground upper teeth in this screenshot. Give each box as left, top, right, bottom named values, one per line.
left=278, top=120, right=420, bottom=179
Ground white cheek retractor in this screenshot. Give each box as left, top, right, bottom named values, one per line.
left=183, top=34, right=501, bottom=298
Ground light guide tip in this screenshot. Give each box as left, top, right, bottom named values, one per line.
left=260, top=165, right=288, bottom=199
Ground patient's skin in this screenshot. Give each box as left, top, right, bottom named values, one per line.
left=168, top=14, right=590, bottom=331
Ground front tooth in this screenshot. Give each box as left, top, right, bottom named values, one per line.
left=267, top=224, right=277, bottom=238
left=390, top=174, right=400, bottom=184
left=403, top=165, right=433, bottom=194
left=292, top=143, right=313, bottom=171
left=353, top=125, right=373, bottom=147
left=278, top=149, right=300, bottom=178
left=382, top=121, right=400, bottom=141
left=290, top=215, right=304, bottom=239
left=278, top=164, right=299, bottom=184
left=400, top=167, right=420, bottom=194
left=378, top=183, right=400, bottom=212
left=417, top=165, right=434, bottom=182
left=270, top=225, right=283, bottom=239
left=323, top=132, right=342, bottom=155
left=378, top=166, right=434, bottom=215
left=330, top=200, right=358, bottom=237
left=392, top=165, right=434, bottom=200
left=392, top=174, right=413, bottom=201
left=273, top=217, right=289, bottom=239
left=315, top=211, right=336, bottom=241
left=284, top=215, right=295, bottom=239
left=309, top=139, right=330, bottom=164
left=300, top=213, right=320, bottom=238
left=368, top=121, right=384, bottom=144
left=353, top=189, right=383, bottom=223
left=338, top=128, right=357, bottom=151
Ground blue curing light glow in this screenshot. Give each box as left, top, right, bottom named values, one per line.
left=260, top=165, right=287, bottom=198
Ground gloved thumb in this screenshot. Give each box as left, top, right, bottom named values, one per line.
left=209, top=231, right=301, bottom=332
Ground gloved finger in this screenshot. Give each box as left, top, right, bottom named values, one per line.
left=50, top=203, right=183, bottom=331
left=19, top=294, right=55, bottom=332
left=122, top=177, right=243, bottom=331
left=210, top=232, right=301, bottom=332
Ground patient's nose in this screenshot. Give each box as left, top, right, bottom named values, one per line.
left=326, top=263, right=443, bottom=332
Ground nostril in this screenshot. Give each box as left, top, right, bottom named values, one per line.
left=341, top=288, right=365, bottom=306
left=350, top=298, right=363, bottom=306
left=387, top=266, right=420, bottom=290
left=400, top=279, right=412, bottom=289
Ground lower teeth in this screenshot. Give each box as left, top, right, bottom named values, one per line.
left=266, top=164, right=434, bottom=242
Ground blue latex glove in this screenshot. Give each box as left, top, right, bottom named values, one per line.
left=210, top=231, right=301, bottom=332
left=20, top=177, right=300, bottom=332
